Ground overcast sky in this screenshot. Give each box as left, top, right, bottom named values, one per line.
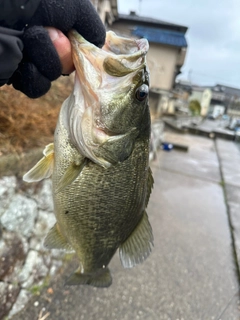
left=118, top=0, right=240, bottom=89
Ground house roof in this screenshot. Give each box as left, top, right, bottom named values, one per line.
left=132, top=26, right=187, bottom=47
left=213, top=84, right=240, bottom=97
left=117, top=13, right=188, bottom=33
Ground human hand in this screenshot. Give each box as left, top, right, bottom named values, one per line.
left=9, top=0, right=106, bottom=98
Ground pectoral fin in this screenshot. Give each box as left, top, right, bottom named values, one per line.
left=44, top=223, right=72, bottom=251
left=23, top=143, right=54, bottom=182
left=55, top=158, right=88, bottom=193
left=119, top=211, right=153, bottom=268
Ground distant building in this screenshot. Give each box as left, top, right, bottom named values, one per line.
left=211, top=84, right=240, bottom=118
left=176, top=81, right=240, bottom=118
left=92, top=0, right=118, bottom=25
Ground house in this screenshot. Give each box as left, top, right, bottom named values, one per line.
left=177, top=82, right=240, bottom=118
left=210, top=84, right=240, bottom=118
left=91, top=1, right=188, bottom=118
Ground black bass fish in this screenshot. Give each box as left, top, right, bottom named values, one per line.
left=23, top=30, right=153, bottom=287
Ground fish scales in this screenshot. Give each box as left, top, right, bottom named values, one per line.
left=54, top=119, right=149, bottom=262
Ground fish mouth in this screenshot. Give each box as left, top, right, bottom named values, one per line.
left=69, top=30, right=148, bottom=99
left=69, top=29, right=148, bottom=79
left=66, top=30, right=149, bottom=167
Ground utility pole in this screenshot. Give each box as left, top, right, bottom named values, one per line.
left=188, top=69, right=192, bottom=84
left=138, top=0, right=142, bottom=15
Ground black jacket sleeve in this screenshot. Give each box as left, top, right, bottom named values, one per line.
left=0, top=27, right=23, bottom=86
left=0, top=0, right=41, bottom=86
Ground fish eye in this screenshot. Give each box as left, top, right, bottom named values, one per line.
left=135, top=84, right=149, bottom=101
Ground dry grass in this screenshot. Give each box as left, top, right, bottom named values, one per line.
left=0, top=75, right=74, bottom=156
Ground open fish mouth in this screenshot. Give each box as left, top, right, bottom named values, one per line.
left=69, top=29, right=149, bottom=90
left=65, top=30, right=149, bottom=168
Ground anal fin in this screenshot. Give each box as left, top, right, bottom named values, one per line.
left=65, top=267, right=112, bottom=288
left=119, top=211, right=153, bottom=268
left=44, top=223, right=72, bottom=251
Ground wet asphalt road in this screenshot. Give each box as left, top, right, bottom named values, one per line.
left=12, top=132, right=240, bottom=320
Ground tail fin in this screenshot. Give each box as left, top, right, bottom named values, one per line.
left=65, top=267, right=112, bottom=288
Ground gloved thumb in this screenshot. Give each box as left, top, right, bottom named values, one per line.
left=22, top=26, right=62, bottom=81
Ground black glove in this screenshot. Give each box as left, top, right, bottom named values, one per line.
left=9, top=0, right=106, bottom=98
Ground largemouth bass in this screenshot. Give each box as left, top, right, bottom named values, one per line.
left=23, top=30, right=154, bottom=288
